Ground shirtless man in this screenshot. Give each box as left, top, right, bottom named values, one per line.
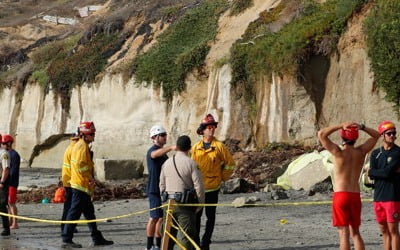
left=318, top=121, right=380, bottom=250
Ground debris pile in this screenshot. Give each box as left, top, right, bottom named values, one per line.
left=17, top=143, right=320, bottom=203
left=18, top=181, right=146, bottom=204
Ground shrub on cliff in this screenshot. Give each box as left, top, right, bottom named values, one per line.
left=30, top=35, right=80, bottom=88
left=229, top=0, right=254, bottom=16
left=230, top=0, right=366, bottom=101
left=364, top=0, right=400, bottom=113
left=131, top=0, right=229, bottom=100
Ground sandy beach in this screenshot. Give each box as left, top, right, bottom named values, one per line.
left=0, top=168, right=383, bottom=250
left=0, top=192, right=383, bottom=249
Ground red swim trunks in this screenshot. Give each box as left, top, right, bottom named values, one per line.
left=332, top=192, right=361, bottom=227
left=373, top=201, right=400, bottom=223
left=8, top=186, right=17, bottom=204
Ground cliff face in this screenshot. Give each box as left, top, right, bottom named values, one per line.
left=320, top=5, right=396, bottom=141
left=0, top=0, right=397, bottom=168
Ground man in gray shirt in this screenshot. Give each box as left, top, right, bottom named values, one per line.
left=160, top=135, right=205, bottom=250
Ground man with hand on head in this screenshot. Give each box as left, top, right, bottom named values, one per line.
left=145, top=125, right=176, bottom=250
left=318, top=121, right=379, bottom=250
left=368, top=121, right=400, bottom=250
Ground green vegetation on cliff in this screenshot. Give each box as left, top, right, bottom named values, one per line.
left=229, top=0, right=254, bottom=16
left=27, top=15, right=126, bottom=109
left=47, top=34, right=119, bottom=94
left=30, top=35, right=80, bottom=88
left=230, top=0, right=366, bottom=100
left=131, top=0, right=228, bottom=100
left=29, top=32, right=122, bottom=109
left=364, top=0, right=400, bottom=112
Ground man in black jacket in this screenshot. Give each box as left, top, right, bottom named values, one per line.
left=369, top=120, right=400, bottom=250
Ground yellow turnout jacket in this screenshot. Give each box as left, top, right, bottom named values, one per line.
left=191, top=138, right=235, bottom=192
left=61, top=138, right=78, bottom=187
left=70, top=138, right=95, bottom=195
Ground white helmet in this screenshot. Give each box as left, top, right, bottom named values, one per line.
left=150, top=125, right=166, bottom=138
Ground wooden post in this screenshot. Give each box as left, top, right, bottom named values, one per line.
left=161, top=199, right=176, bottom=250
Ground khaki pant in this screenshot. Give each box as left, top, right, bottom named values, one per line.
left=166, top=204, right=198, bottom=250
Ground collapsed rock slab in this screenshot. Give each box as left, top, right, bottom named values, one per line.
left=95, top=159, right=144, bottom=181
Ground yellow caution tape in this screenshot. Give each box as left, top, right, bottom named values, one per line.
left=0, top=204, right=168, bottom=224
left=165, top=229, right=186, bottom=250
left=175, top=198, right=373, bottom=207
left=167, top=210, right=200, bottom=250
left=0, top=198, right=373, bottom=224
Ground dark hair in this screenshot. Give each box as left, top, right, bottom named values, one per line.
left=177, top=135, right=191, bottom=151
left=342, top=138, right=356, bottom=145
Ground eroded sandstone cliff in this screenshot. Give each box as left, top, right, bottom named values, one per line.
left=0, top=0, right=397, bottom=168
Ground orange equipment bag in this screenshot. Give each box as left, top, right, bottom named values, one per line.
left=52, top=187, right=66, bottom=203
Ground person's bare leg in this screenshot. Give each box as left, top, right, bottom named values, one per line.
left=349, top=226, right=365, bottom=250
left=155, top=218, right=163, bottom=238
left=387, top=222, right=400, bottom=250
left=147, top=218, right=159, bottom=236
left=7, top=206, right=13, bottom=228
left=338, top=226, right=351, bottom=250
left=8, top=204, right=18, bottom=229
left=379, top=223, right=391, bottom=250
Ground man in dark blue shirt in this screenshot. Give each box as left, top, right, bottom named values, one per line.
left=2, top=134, right=19, bottom=230
left=145, top=125, right=175, bottom=250
left=369, top=120, right=400, bottom=250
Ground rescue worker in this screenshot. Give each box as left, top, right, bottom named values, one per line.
left=191, top=114, right=235, bottom=250
left=368, top=121, right=400, bottom=250
left=61, top=122, right=113, bottom=248
left=145, top=125, right=175, bottom=250
left=60, top=131, right=79, bottom=233
left=2, top=134, right=20, bottom=229
left=0, top=134, right=10, bottom=236
left=160, top=135, right=205, bottom=250
left=318, top=122, right=379, bottom=250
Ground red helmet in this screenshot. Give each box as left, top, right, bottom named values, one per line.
left=378, top=120, right=396, bottom=134
left=197, top=114, right=218, bottom=135
left=201, top=114, right=218, bottom=126
left=79, top=121, right=96, bottom=135
left=1, top=134, right=14, bottom=144
left=339, top=126, right=359, bottom=141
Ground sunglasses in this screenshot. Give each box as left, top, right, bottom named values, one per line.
left=385, top=131, right=397, bottom=137
left=158, top=133, right=167, bottom=137
left=88, top=133, right=95, bottom=136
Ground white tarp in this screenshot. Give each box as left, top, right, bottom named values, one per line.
left=276, top=150, right=371, bottom=191
left=276, top=150, right=333, bottom=190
